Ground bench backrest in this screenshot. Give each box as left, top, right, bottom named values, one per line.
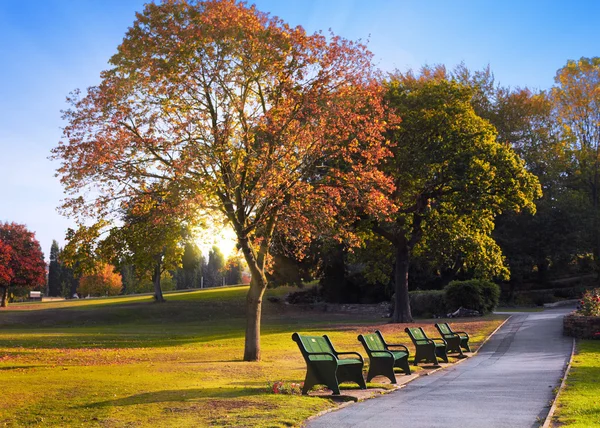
left=437, top=323, right=452, bottom=336
left=405, top=327, right=429, bottom=345
left=360, top=332, right=386, bottom=352
left=292, top=333, right=335, bottom=362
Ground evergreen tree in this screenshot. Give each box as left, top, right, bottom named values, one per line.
left=205, top=246, right=225, bottom=287
left=48, top=240, right=62, bottom=297
left=178, top=242, right=203, bottom=289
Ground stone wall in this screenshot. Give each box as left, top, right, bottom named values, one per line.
left=564, top=312, right=600, bottom=339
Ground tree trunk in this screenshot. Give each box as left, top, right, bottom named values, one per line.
left=238, top=236, right=268, bottom=361
left=152, top=261, right=165, bottom=303
left=536, top=259, right=549, bottom=285
left=391, top=242, right=413, bottom=323
left=244, top=275, right=266, bottom=361
left=0, top=286, right=7, bottom=308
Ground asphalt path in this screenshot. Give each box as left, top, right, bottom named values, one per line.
left=306, top=307, right=574, bottom=428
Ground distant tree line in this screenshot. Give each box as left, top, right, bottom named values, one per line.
left=48, top=238, right=245, bottom=299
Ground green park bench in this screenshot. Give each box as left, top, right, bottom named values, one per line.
left=404, top=327, right=448, bottom=366
left=292, top=332, right=367, bottom=395
left=435, top=322, right=471, bottom=354
left=358, top=330, right=411, bottom=383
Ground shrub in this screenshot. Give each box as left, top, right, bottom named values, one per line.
left=480, top=280, right=501, bottom=313
left=286, top=286, right=322, bottom=304
left=409, top=290, right=447, bottom=317
left=444, top=279, right=500, bottom=314
left=579, top=288, right=600, bottom=317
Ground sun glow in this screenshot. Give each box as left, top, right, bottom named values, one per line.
left=195, top=221, right=238, bottom=259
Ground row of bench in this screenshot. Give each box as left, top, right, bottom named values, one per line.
left=292, top=323, right=471, bottom=395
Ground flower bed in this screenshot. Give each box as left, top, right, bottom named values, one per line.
left=564, top=288, right=600, bottom=339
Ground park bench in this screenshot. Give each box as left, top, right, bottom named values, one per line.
left=292, top=332, right=367, bottom=395
left=435, top=322, right=471, bottom=354
left=358, top=330, right=411, bottom=383
left=405, top=327, right=448, bottom=366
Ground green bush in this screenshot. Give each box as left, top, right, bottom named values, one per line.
left=444, top=279, right=500, bottom=314
left=409, top=290, right=447, bottom=317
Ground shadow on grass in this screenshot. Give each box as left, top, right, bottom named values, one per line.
left=0, top=365, right=44, bottom=371
left=84, top=387, right=261, bottom=408
left=0, top=314, right=384, bottom=350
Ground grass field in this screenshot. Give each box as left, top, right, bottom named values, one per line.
left=553, top=340, right=600, bottom=427
left=1, top=286, right=506, bottom=427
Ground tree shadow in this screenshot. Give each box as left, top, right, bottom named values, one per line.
left=83, top=387, right=261, bottom=409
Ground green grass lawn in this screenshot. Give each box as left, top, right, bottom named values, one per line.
left=0, top=286, right=506, bottom=427
left=553, top=340, right=600, bottom=427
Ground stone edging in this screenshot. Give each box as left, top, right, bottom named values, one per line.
left=301, top=315, right=513, bottom=426
left=542, top=337, right=576, bottom=428
left=563, top=312, right=600, bottom=339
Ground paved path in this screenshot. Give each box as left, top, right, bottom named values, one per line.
left=307, top=307, right=574, bottom=428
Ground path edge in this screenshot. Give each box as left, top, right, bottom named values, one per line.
left=301, top=314, right=513, bottom=426
left=541, top=337, right=576, bottom=428
left=472, top=314, right=512, bottom=355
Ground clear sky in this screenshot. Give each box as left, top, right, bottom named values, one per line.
left=1, top=0, right=599, bottom=260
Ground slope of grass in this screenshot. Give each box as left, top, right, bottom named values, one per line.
left=553, top=340, right=600, bottom=427
left=0, top=286, right=506, bottom=427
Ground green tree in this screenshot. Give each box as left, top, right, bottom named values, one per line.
left=100, top=187, right=195, bottom=302
left=374, top=72, right=540, bottom=322
left=48, top=240, right=62, bottom=297
left=455, top=64, right=587, bottom=284
left=177, top=242, right=204, bottom=289
left=552, top=57, right=600, bottom=273
left=205, top=246, right=225, bottom=287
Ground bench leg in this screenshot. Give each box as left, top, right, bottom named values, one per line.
left=435, top=346, right=449, bottom=363
left=367, top=359, right=396, bottom=384
left=446, top=336, right=463, bottom=356
left=303, top=366, right=341, bottom=395
left=415, top=346, right=439, bottom=366
left=338, top=364, right=367, bottom=390
left=395, top=356, right=411, bottom=376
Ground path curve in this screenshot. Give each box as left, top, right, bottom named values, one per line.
left=306, top=307, right=574, bottom=428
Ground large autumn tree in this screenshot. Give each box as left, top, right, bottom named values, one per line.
left=375, top=70, right=541, bottom=322
left=52, top=0, right=390, bottom=360
left=0, top=222, right=46, bottom=307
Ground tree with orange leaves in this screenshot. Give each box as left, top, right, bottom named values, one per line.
left=52, top=0, right=391, bottom=360
left=78, top=263, right=123, bottom=297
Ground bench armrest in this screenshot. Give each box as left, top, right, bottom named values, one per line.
left=335, top=351, right=364, bottom=362
left=443, top=333, right=460, bottom=339
left=307, top=352, right=337, bottom=361
left=431, top=338, right=447, bottom=345
left=454, top=331, right=470, bottom=338
left=385, top=344, right=409, bottom=353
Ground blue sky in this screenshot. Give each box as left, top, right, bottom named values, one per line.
left=1, top=0, right=599, bottom=260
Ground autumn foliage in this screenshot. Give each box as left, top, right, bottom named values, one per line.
left=53, top=0, right=391, bottom=360
left=78, top=263, right=122, bottom=297
left=0, top=222, right=46, bottom=307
